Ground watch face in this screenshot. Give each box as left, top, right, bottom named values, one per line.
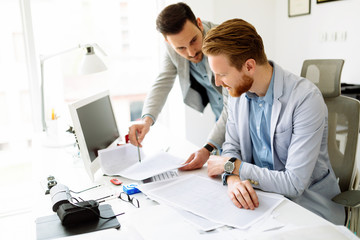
left=224, top=161, right=235, bottom=173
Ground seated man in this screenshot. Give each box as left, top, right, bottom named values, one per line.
left=203, top=18, right=345, bottom=225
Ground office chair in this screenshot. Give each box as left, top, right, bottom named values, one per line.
left=301, top=59, right=360, bottom=235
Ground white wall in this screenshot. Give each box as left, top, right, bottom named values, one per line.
left=190, top=0, right=360, bottom=83
left=192, top=0, right=360, bottom=83
left=274, top=0, right=360, bottom=84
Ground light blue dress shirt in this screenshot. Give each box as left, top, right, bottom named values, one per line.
left=246, top=71, right=275, bottom=170
left=190, top=56, right=223, bottom=120
left=224, top=68, right=275, bottom=180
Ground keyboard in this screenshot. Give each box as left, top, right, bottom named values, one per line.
left=142, top=170, right=179, bottom=184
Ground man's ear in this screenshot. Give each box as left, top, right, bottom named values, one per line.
left=244, top=59, right=256, bottom=73
left=196, top=18, right=204, bottom=32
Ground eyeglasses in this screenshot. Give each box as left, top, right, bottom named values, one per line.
left=118, top=192, right=140, bottom=208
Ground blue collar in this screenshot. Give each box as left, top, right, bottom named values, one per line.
left=245, top=64, right=275, bottom=105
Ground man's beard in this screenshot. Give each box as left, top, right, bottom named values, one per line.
left=226, top=75, right=254, bottom=97
left=188, top=51, right=202, bottom=61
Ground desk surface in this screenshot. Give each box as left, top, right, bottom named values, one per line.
left=25, top=128, right=359, bottom=240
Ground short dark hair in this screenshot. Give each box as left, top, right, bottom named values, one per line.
left=156, top=2, right=197, bottom=36
left=203, top=19, right=268, bottom=70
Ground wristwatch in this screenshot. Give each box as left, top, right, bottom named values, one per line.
left=224, top=157, right=237, bottom=174
left=203, top=143, right=215, bottom=153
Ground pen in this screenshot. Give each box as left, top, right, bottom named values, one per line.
left=135, top=131, right=141, bottom=163
left=95, top=194, right=115, bottom=203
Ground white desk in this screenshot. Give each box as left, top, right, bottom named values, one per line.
left=29, top=129, right=358, bottom=240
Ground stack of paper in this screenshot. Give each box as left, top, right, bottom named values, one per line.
left=98, top=144, right=186, bottom=180
left=138, top=174, right=284, bottom=230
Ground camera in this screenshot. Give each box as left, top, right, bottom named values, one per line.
left=49, top=183, right=100, bottom=226
left=57, top=200, right=100, bottom=226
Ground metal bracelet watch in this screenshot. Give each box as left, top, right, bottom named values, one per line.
left=224, top=157, right=237, bottom=174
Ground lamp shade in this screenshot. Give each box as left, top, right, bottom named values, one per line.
left=78, top=46, right=107, bottom=75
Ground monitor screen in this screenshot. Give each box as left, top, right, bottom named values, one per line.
left=69, top=90, right=120, bottom=181
left=76, top=96, right=119, bottom=162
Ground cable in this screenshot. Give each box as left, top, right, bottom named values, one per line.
left=69, top=184, right=102, bottom=194
left=50, top=183, right=124, bottom=221
left=67, top=196, right=124, bottom=220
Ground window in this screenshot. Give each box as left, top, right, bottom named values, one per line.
left=31, top=0, right=160, bottom=131
left=0, top=0, right=161, bottom=217
left=0, top=0, right=33, bottom=217
left=0, top=1, right=32, bottom=151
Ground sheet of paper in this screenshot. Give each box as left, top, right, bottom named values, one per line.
left=175, top=208, right=224, bottom=232
left=138, top=175, right=284, bottom=230
left=140, top=178, right=223, bottom=231
left=98, top=144, right=186, bottom=180
left=245, top=224, right=359, bottom=240
left=125, top=204, right=201, bottom=240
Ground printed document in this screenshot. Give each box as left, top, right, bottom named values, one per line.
left=98, top=144, right=186, bottom=180
left=138, top=174, right=284, bottom=229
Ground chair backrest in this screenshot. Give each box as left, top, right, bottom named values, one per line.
left=301, top=59, right=360, bottom=192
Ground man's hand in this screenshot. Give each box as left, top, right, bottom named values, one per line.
left=207, top=155, right=228, bottom=177
left=179, top=147, right=210, bottom=171
left=128, top=117, right=153, bottom=147
left=227, top=176, right=259, bottom=210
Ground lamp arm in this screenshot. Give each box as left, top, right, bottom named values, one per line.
left=40, top=44, right=81, bottom=131
left=39, top=43, right=106, bottom=131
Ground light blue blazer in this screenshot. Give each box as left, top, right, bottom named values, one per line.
left=222, top=61, right=345, bottom=225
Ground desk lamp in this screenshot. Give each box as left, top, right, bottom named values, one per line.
left=40, top=43, right=107, bottom=132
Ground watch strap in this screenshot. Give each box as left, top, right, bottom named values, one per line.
left=222, top=173, right=236, bottom=185
left=228, top=157, right=237, bottom=163
left=203, top=143, right=214, bottom=153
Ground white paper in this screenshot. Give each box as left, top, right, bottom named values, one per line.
left=140, top=178, right=223, bottom=231
left=138, top=175, right=284, bottom=230
left=126, top=205, right=202, bottom=240
left=175, top=208, right=224, bottom=232
left=98, top=144, right=186, bottom=180
left=245, top=224, right=359, bottom=240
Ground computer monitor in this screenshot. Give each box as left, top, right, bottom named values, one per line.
left=68, top=90, right=121, bottom=181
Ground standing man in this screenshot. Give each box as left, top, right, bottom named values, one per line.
left=203, top=19, right=345, bottom=225
left=128, top=2, right=227, bottom=170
